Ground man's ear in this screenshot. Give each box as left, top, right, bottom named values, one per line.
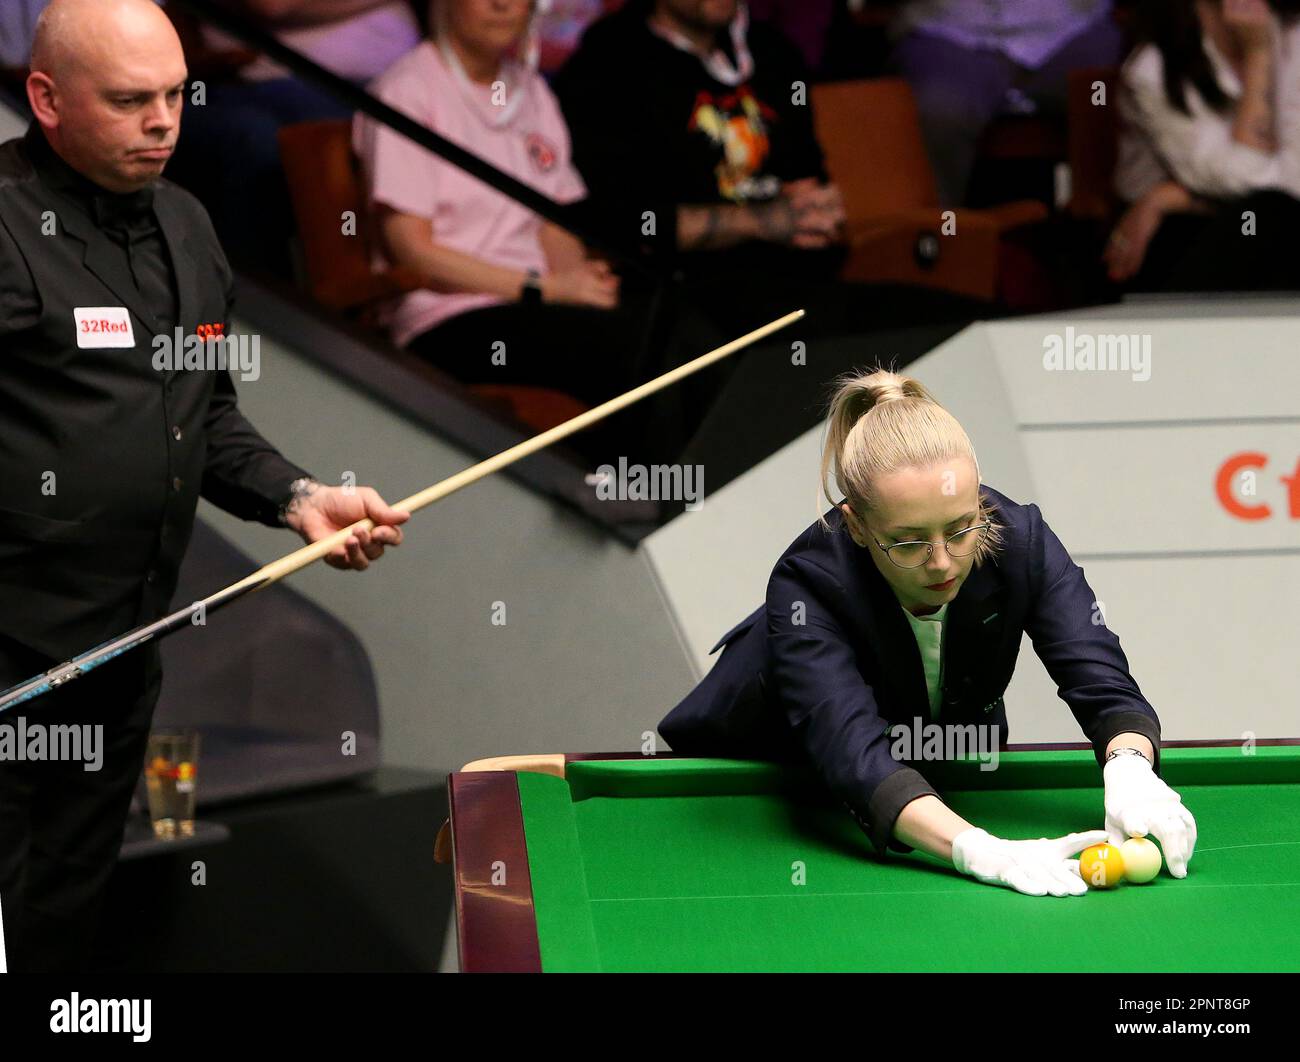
left=26, top=73, right=57, bottom=127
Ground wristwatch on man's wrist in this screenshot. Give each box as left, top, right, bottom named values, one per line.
left=277, top=476, right=320, bottom=526
left=519, top=268, right=543, bottom=305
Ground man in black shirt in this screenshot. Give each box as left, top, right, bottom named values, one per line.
left=554, top=0, right=849, bottom=324
left=0, top=0, right=409, bottom=971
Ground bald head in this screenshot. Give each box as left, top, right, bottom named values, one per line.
left=28, top=0, right=187, bottom=193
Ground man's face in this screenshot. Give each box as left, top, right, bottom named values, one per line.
left=842, top=459, right=982, bottom=615
left=659, top=0, right=739, bottom=33
left=41, top=24, right=186, bottom=193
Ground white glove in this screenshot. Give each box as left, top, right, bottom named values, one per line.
left=951, top=827, right=1110, bottom=896
left=1103, top=753, right=1197, bottom=877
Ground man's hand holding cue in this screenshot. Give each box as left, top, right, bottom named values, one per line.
left=280, top=479, right=411, bottom=571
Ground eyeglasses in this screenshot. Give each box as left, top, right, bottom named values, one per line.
left=872, top=521, right=991, bottom=569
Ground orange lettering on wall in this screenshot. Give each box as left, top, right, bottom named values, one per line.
left=1280, top=457, right=1300, bottom=519
left=1215, top=452, right=1270, bottom=520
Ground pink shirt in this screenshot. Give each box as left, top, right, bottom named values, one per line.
left=353, top=41, right=587, bottom=347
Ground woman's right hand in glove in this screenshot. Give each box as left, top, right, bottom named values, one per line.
left=951, top=827, right=1111, bottom=897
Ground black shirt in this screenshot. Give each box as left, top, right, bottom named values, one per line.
left=24, top=126, right=180, bottom=333
left=0, top=123, right=312, bottom=659
left=554, top=5, right=827, bottom=256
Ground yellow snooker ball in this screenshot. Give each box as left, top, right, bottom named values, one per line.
left=1080, top=843, right=1125, bottom=888
left=1119, top=837, right=1162, bottom=883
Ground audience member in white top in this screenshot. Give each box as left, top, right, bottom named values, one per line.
left=1116, top=0, right=1300, bottom=201
left=1107, top=0, right=1300, bottom=284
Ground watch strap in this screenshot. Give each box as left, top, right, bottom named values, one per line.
left=277, top=476, right=320, bottom=526
left=1105, top=746, right=1153, bottom=767
left=520, top=268, right=543, bottom=304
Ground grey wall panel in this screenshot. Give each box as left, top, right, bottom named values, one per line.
left=195, top=323, right=695, bottom=776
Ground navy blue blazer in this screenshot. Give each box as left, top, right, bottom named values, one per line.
left=658, top=484, right=1163, bottom=856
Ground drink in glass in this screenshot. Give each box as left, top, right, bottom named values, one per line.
left=144, top=730, right=200, bottom=839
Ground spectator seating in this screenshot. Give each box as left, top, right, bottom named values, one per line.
left=1065, top=65, right=1121, bottom=222
left=277, top=118, right=590, bottom=434
left=811, top=78, right=1048, bottom=301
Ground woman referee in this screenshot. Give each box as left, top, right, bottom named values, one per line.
left=659, top=369, right=1198, bottom=896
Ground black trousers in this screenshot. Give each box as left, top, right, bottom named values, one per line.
left=0, top=633, right=162, bottom=972
left=1130, top=189, right=1300, bottom=293
left=1165, top=189, right=1300, bottom=291
left=1126, top=212, right=1216, bottom=293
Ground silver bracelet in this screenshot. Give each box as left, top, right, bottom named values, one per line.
left=277, top=476, right=320, bottom=526
left=1105, top=746, right=1153, bottom=766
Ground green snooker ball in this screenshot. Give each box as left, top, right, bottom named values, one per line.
left=1119, top=837, right=1162, bottom=883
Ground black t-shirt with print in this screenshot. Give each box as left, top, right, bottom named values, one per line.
left=553, top=5, right=827, bottom=259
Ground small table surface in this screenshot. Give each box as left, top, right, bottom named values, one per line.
left=119, top=816, right=231, bottom=861
left=445, top=742, right=1300, bottom=972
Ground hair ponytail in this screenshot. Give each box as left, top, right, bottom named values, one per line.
left=817, top=367, right=1003, bottom=566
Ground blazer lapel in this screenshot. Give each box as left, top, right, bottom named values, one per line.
left=858, top=550, right=1006, bottom=724
left=860, top=560, right=935, bottom=723
left=153, top=191, right=197, bottom=333
left=938, top=557, right=1005, bottom=723
left=56, top=208, right=160, bottom=331
left=833, top=504, right=1006, bottom=724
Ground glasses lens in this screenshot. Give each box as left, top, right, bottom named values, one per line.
left=946, top=524, right=985, bottom=557
left=890, top=542, right=931, bottom=568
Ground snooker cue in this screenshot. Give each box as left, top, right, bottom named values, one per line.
left=0, top=308, right=805, bottom=713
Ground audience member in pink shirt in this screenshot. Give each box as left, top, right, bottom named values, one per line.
left=354, top=0, right=706, bottom=465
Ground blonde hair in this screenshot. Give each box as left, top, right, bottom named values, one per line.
left=817, top=367, right=1004, bottom=567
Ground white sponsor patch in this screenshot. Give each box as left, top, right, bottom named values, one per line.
left=73, top=306, right=135, bottom=348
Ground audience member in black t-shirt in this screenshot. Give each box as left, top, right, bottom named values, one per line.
left=554, top=0, right=983, bottom=342
left=554, top=0, right=859, bottom=333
